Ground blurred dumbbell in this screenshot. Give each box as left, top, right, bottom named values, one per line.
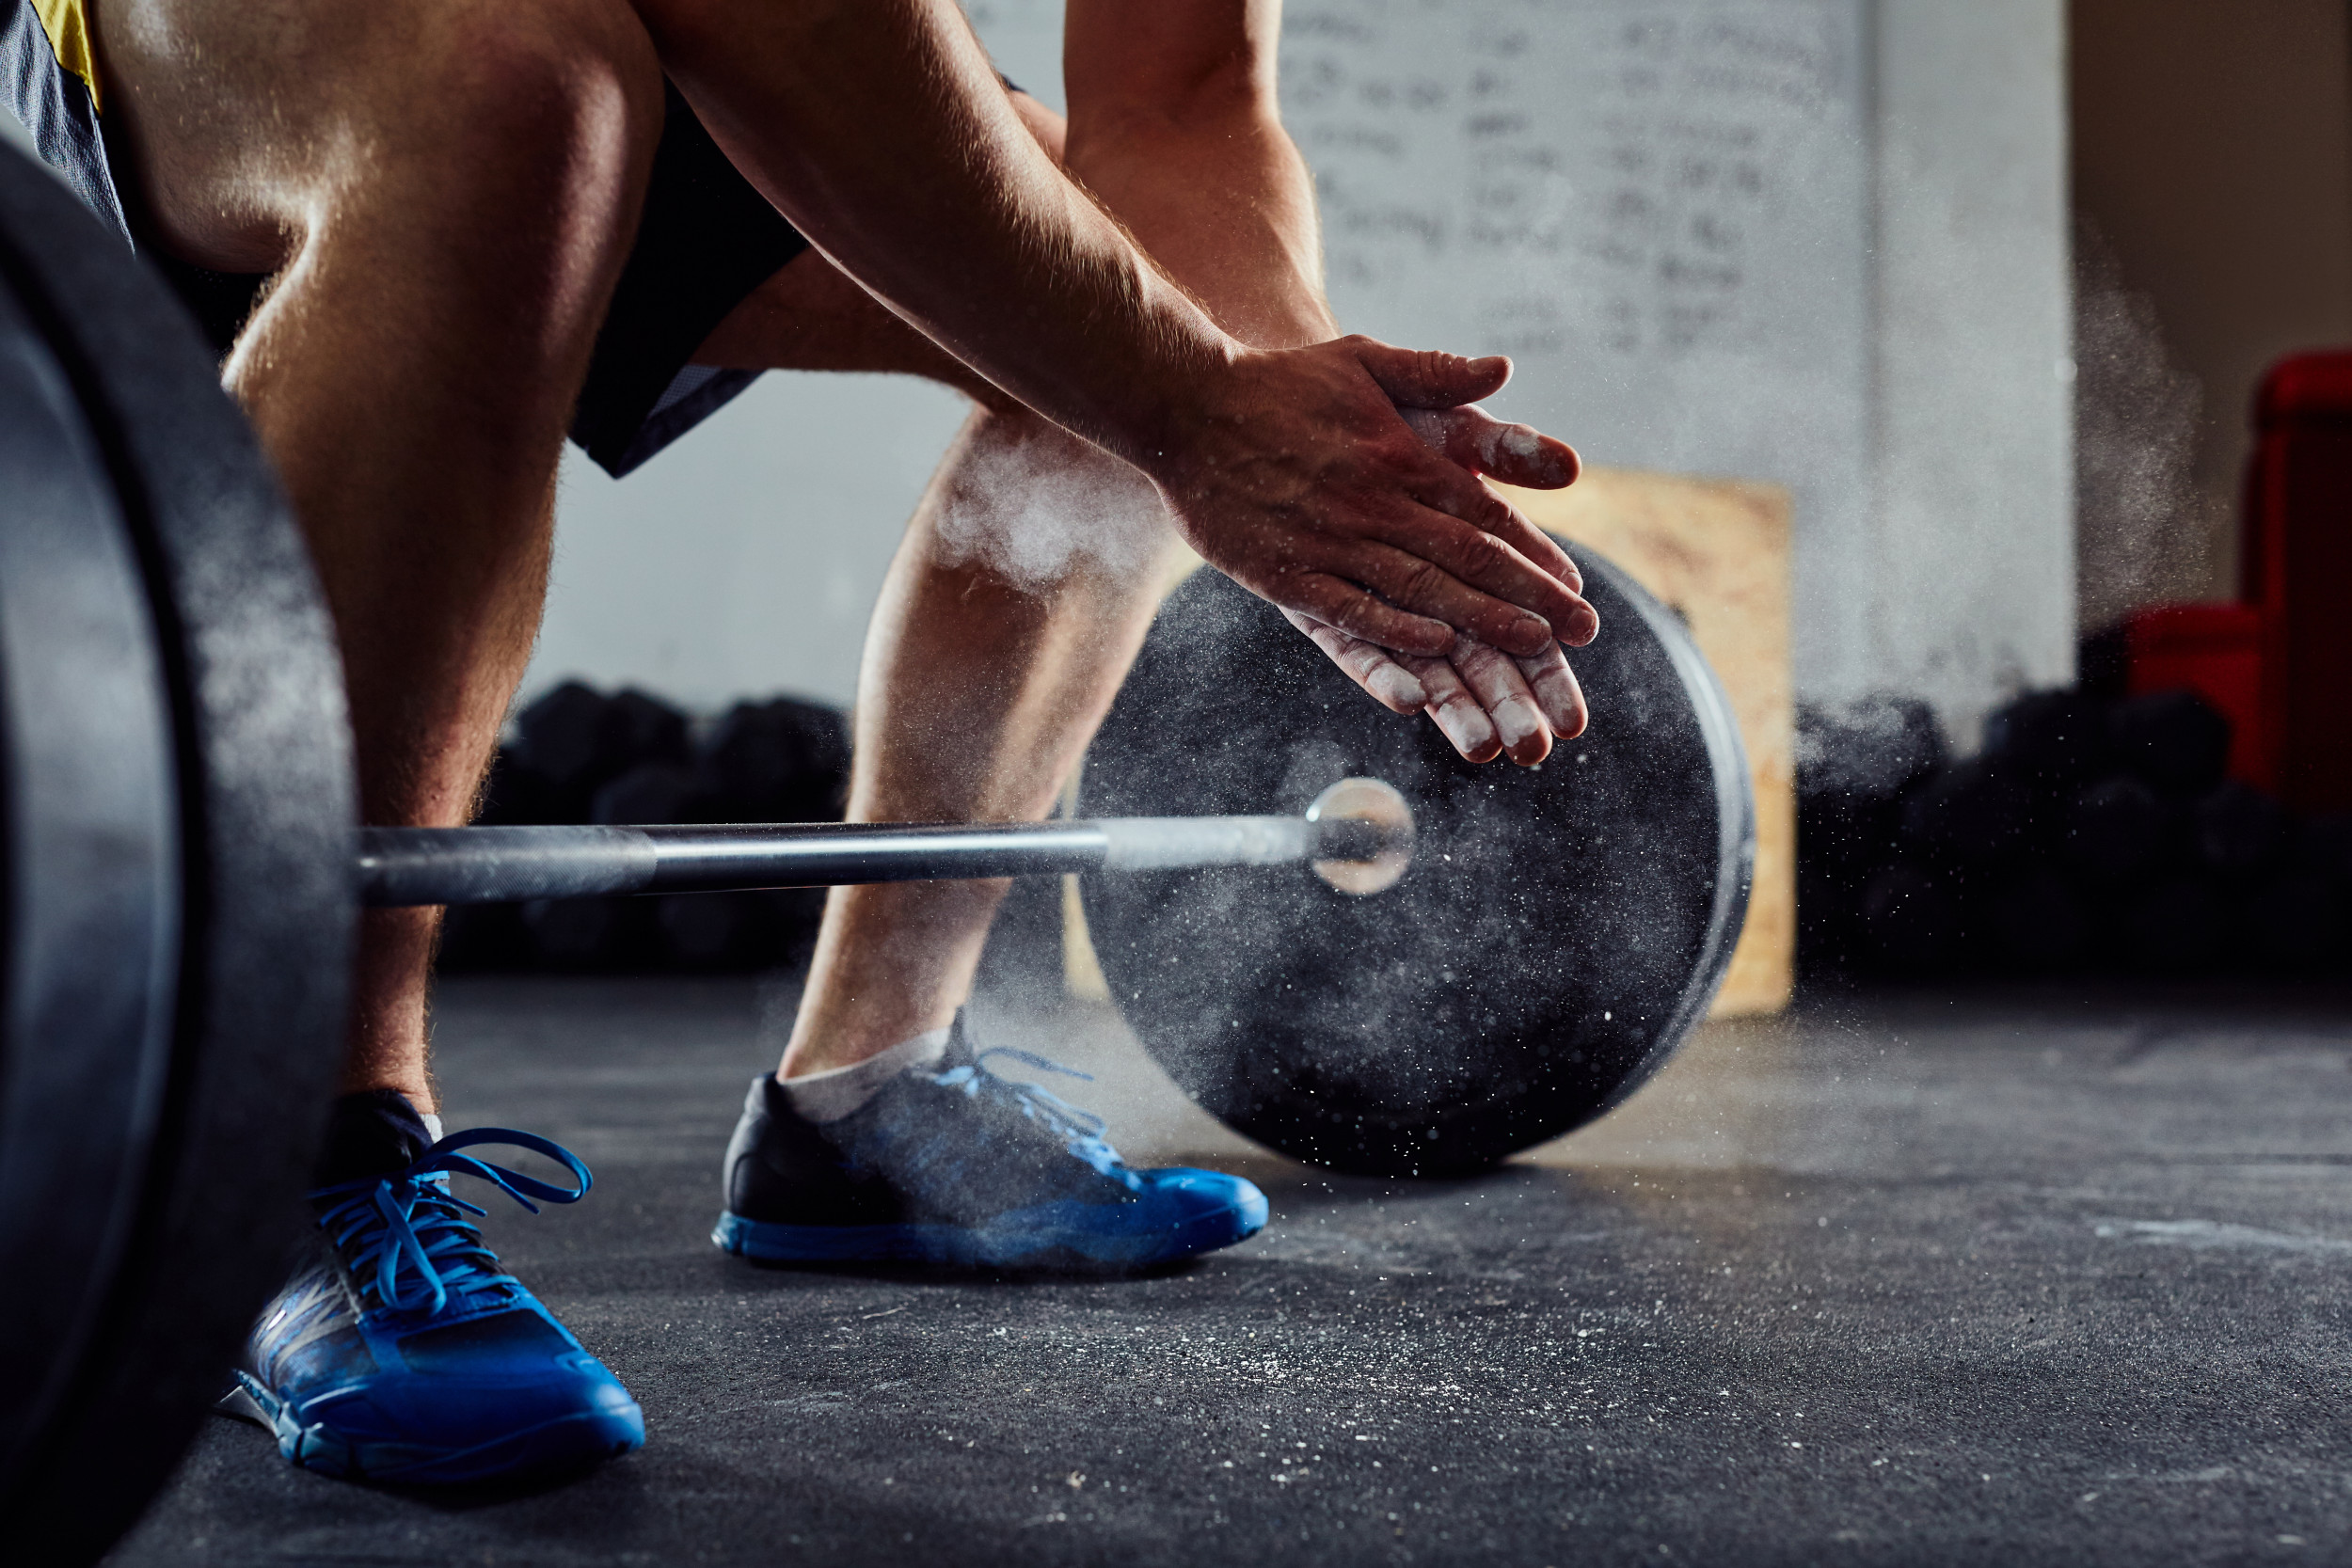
left=651, top=888, right=823, bottom=972
left=434, top=902, right=532, bottom=973
left=1980, top=868, right=2090, bottom=974
left=1982, top=688, right=2115, bottom=801
left=608, top=687, right=691, bottom=769
left=654, top=893, right=768, bottom=970
left=2065, top=773, right=2177, bottom=885
left=590, top=760, right=713, bottom=827
left=511, top=681, right=620, bottom=801
left=701, top=696, right=851, bottom=821
left=521, top=895, right=660, bottom=971
left=512, top=681, right=692, bottom=815
left=2193, top=779, right=2288, bottom=881
left=1858, top=863, right=1969, bottom=975
left=1797, top=798, right=1900, bottom=974
left=1899, top=757, right=2037, bottom=868
left=2112, top=689, right=2231, bottom=800
left=474, top=744, right=564, bottom=827
left=2117, top=874, right=2225, bottom=973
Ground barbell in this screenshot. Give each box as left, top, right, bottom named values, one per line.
left=353, top=784, right=1410, bottom=906
left=0, top=141, right=1750, bottom=1563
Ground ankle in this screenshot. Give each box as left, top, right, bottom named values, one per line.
left=312, top=1088, right=444, bottom=1186
left=777, top=1027, right=951, bottom=1122
left=780, top=1006, right=959, bottom=1080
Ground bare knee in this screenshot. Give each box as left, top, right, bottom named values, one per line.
left=333, top=3, right=664, bottom=253
left=923, top=406, right=1177, bottom=594
left=108, top=0, right=665, bottom=275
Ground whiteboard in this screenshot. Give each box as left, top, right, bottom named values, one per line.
left=1281, top=0, right=1874, bottom=616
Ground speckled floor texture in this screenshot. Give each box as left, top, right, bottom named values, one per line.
left=105, top=974, right=2352, bottom=1566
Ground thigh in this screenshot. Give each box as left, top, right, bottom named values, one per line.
left=94, top=0, right=657, bottom=273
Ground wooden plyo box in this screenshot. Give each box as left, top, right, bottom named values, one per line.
left=1063, top=464, right=1794, bottom=1021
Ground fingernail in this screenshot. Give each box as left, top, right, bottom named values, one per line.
left=1571, top=607, right=1599, bottom=645
left=1511, top=615, right=1551, bottom=652
left=1433, top=703, right=1495, bottom=756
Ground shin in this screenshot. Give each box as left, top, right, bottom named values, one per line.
left=779, top=408, right=1178, bottom=1076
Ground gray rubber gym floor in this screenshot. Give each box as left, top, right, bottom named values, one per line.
left=106, top=976, right=2352, bottom=1566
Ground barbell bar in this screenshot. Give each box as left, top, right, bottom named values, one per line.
left=355, top=784, right=1411, bottom=907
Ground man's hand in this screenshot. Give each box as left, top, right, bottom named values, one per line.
left=1278, top=394, right=1592, bottom=767
left=1286, top=609, right=1590, bottom=765
left=1146, top=338, right=1597, bottom=661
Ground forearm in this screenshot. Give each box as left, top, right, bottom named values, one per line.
left=645, top=0, right=1232, bottom=467
left=1067, top=104, right=1334, bottom=351
left=1063, top=0, right=1331, bottom=352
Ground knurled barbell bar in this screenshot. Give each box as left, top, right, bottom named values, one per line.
left=0, top=140, right=1751, bottom=1565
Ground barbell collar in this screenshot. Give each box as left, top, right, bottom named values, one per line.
left=356, top=814, right=1393, bottom=907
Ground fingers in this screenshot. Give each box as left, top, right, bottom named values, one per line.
left=1400, top=405, right=1581, bottom=491
left=1281, top=571, right=1456, bottom=657
left=1512, top=642, right=1589, bottom=741
left=1395, top=409, right=1586, bottom=598
left=1449, top=641, right=1552, bottom=766
left=1386, top=475, right=1598, bottom=645
left=1281, top=608, right=1428, bottom=715
left=1339, top=539, right=1549, bottom=657
left=1352, top=339, right=1513, bottom=409
left=1292, top=601, right=1583, bottom=768
left=1397, top=652, right=1502, bottom=764
left=1349, top=515, right=1598, bottom=656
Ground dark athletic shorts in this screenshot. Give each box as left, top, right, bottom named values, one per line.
left=3, top=2, right=992, bottom=478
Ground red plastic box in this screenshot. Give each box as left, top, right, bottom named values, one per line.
left=2122, top=602, right=2271, bottom=789
left=2241, top=350, right=2352, bottom=810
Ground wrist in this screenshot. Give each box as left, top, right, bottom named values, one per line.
left=1106, top=318, right=1245, bottom=486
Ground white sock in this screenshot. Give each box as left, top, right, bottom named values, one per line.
left=780, top=1028, right=950, bottom=1123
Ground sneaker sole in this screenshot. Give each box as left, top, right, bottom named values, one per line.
left=713, top=1196, right=1263, bottom=1272
left=234, top=1374, right=644, bottom=1485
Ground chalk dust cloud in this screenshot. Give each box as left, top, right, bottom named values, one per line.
left=2073, top=217, right=2216, bottom=632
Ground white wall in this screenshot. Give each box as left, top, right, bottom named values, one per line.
left=516, top=2, right=2074, bottom=742
left=1870, top=0, right=2075, bottom=736
left=529, top=375, right=967, bottom=709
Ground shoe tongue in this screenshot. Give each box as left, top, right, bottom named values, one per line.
left=312, top=1089, right=437, bottom=1185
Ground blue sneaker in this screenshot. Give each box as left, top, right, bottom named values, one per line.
left=227, top=1096, right=644, bottom=1485
left=714, top=1015, right=1267, bottom=1272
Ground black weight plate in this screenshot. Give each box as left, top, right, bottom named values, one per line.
left=1079, top=553, right=1752, bottom=1178
left=0, top=250, right=184, bottom=1523
left=0, top=144, right=354, bottom=1564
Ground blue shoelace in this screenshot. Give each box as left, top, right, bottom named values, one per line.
left=930, top=1046, right=1135, bottom=1184
left=308, top=1130, right=592, bottom=1319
